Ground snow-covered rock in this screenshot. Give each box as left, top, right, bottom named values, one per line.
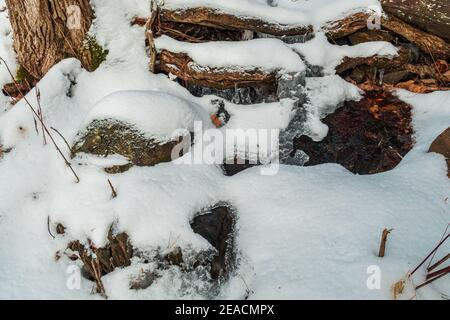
left=72, top=90, right=211, bottom=170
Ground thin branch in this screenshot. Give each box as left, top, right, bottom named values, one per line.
left=50, top=127, right=72, bottom=155
left=0, top=57, right=80, bottom=183
left=47, top=216, right=55, bottom=239
left=428, top=253, right=450, bottom=273
left=411, top=232, right=450, bottom=275
left=427, top=222, right=450, bottom=269
left=35, top=86, right=47, bottom=145
left=416, top=266, right=450, bottom=290
left=107, top=179, right=117, bottom=199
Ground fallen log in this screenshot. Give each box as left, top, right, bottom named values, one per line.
left=336, top=46, right=412, bottom=74
left=325, top=11, right=450, bottom=60
left=382, top=14, right=450, bottom=60
left=157, top=7, right=313, bottom=39
left=156, top=50, right=277, bottom=90
left=380, top=0, right=450, bottom=42
left=324, top=11, right=372, bottom=41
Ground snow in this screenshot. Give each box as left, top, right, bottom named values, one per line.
left=154, top=36, right=306, bottom=73
left=162, top=0, right=381, bottom=29
left=0, top=0, right=449, bottom=300
left=292, top=32, right=398, bottom=75
left=304, top=75, right=363, bottom=141
left=81, top=90, right=211, bottom=142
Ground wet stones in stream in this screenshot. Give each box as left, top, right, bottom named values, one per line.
left=60, top=203, right=237, bottom=296
left=294, top=90, right=414, bottom=174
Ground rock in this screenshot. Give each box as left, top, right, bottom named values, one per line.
left=56, top=223, right=66, bottom=235
left=222, top=160, right=258, bottom=176
left=165, top=246, right=184, bottom=266
left=72, top=91, right=207, bottom=172
left=72, top=119, right=189, bottom=171
left=429, top=127, right=450, bottom=178
left=191, top=204, right=236, bottom=280
left=295, top=91, right=414, bottom=175
left=382, top=70, right=411, bottom=85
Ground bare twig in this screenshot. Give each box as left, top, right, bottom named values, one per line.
left=428, top=253, right=450, bottom=273
left=47, top=216, right=55, bottom=239
left=378, top=228, right=393, bottom=258
left=107, top=179, right=118, bottom=199
left=35, top=87, right=47, bottom=145
left=50, top=127, right=72, bottom=155
left=416, top=266, right=450, bottom=290
left=0, top=57, right=80, bottom=183
left=427, top=222, right=450, bottom=270
left=411, top=232, right=450, bottom=275
left=90, top=258, right=107, bottom=298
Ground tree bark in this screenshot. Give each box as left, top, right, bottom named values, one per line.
left=5, top=0, right=94, bottom=79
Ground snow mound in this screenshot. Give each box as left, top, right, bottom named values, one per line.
left=154, top=36, right=305, bottom=74
left=82, top=90, right=211, bottom=142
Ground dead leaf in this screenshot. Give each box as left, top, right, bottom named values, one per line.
left=392, top=279, right=405, bottom=300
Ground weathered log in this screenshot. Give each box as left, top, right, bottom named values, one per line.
left=381, top=0, right=450, bottom=42
left=324, top=11, right=450, bottom=60
left=336, top=46, right=411, bottom=74
left=382, top=14, right=450, bottom=60
left=158, top=7, right=313, bottom=38
left=156, top=50, right=277, bottom=90
left=324, top=12, right=371, bottom=41
left=349, top=30, right=394, bottom=45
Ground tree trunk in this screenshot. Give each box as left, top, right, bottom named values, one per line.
left=381, top=0, right=450, bottom=42
left=5, top=0, right=95, bottom=79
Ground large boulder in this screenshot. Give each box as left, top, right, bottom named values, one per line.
left=72, top=91, right=210, bottom=172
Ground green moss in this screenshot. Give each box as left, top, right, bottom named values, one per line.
left=15, top=65, right=35, bottom=83
left=84, top=36, right=109, bottom=71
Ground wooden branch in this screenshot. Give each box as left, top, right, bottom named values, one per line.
left=156, top=50, right=277, bottom=90
left=159, top=8, right=313, bottom=37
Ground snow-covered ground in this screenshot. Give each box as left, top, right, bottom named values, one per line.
left=0, top=0, right=449, bottom=300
